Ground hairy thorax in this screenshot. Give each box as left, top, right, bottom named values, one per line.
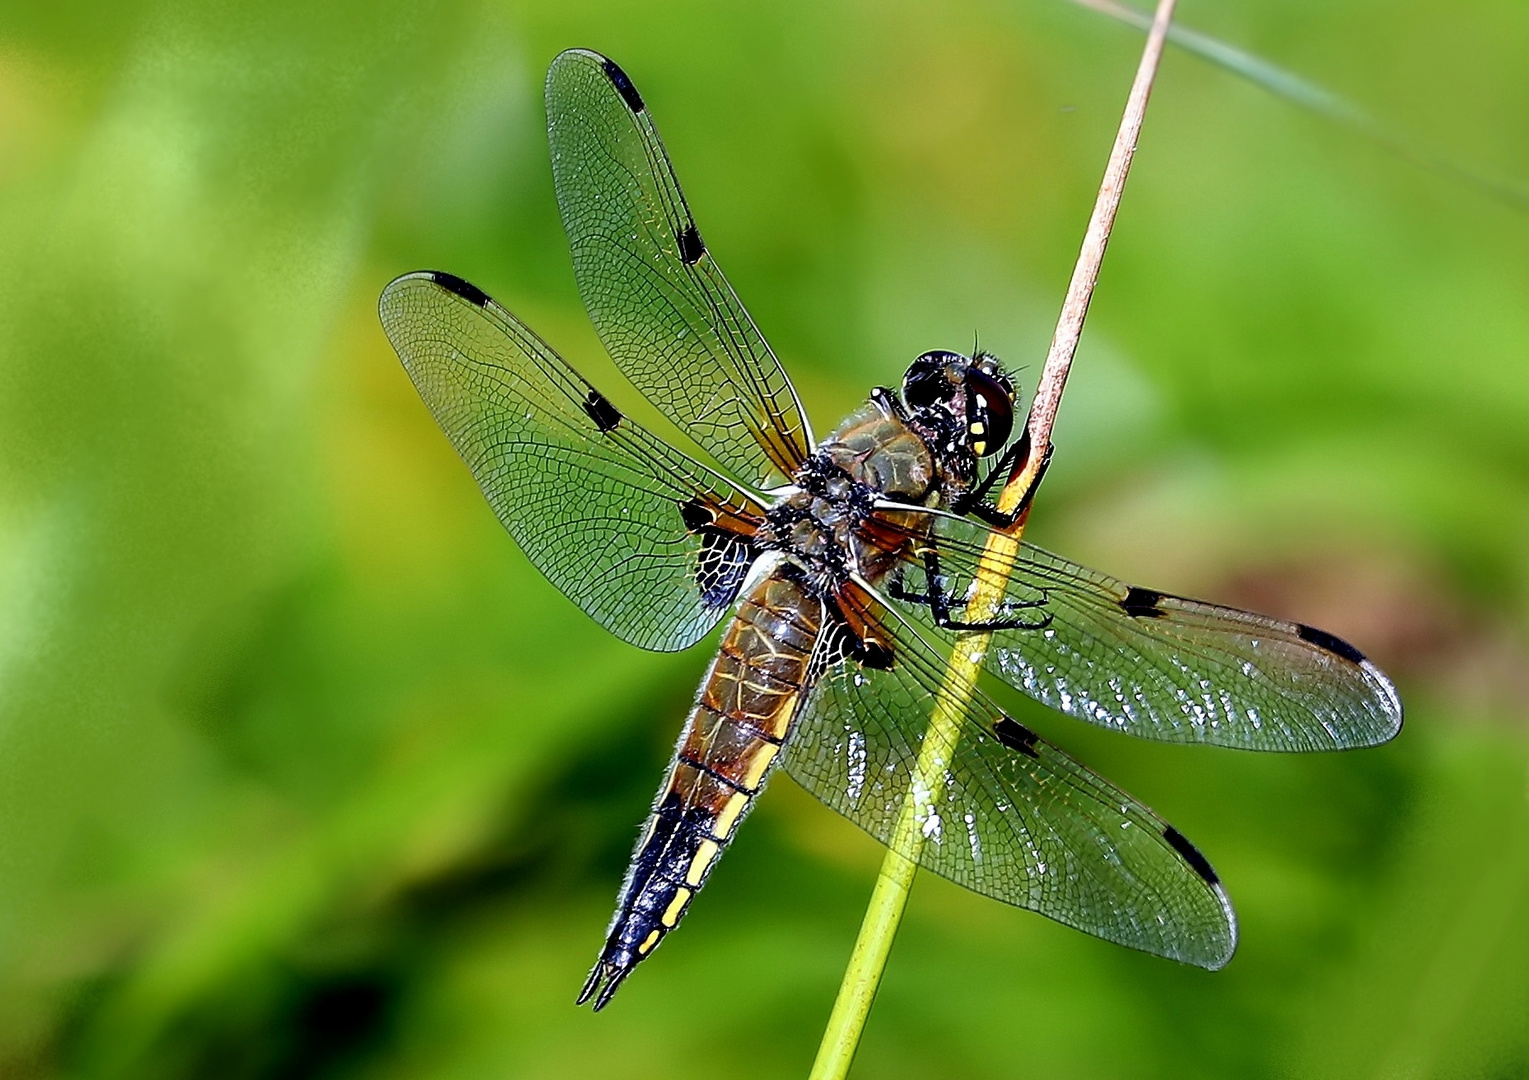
left=758, top=400, right=950, bottom=592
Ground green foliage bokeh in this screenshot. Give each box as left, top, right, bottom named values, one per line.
left=1, top=1, right=1528, bottom=1077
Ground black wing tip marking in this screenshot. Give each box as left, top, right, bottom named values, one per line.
left=600, top=56, right=646, bottom=113
left=1290, top=626, right=1405, bottom=732
left=992, top=716, right=1041, bottom=758
left=429, top=270, right=490, bottom=307
left=1295, top=623, right=1368, bottom=665
left=1162, top=825, right=1220, bottom=886
left=1120, top=586, right=1166, bottom=619
left=677, top=223, right=706, bottom=264
left=583, top=388, right=623, bottom=432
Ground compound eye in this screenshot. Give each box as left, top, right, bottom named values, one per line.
left=967, top=368, right=1014, bottom=457
left=902, top=351, right=960, bottom=410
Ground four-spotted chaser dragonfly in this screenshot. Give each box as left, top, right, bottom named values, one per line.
left=379, top=48, right=1403, bottom=1011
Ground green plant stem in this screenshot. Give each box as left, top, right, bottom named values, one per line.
left=805, top=0, right=1178, bottom=1076
left=805, top=851, right=916, bottom=1080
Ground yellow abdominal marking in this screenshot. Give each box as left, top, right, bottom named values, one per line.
left=712, top=791, right=750, bottom=839
left=661, top=886, right=692, bottom=927
left=972, top=440, right=986, bottom=455
left=639, top=929, right=661, bottom=954
left=743, top=677, right=787, bottom=698
left=687, top=839, right=721, bottom=886
left=970, top=421, right=984, bottom=435
left=739, top=742, right=779, bottom=790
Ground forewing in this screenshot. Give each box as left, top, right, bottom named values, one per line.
left=784, top=586, right=1236, bottom=969
left=546, top=49, right=813, bottom=488
left=379, top=271, right=764, bottom=652
left=888, top=515, right=1403, bottom=751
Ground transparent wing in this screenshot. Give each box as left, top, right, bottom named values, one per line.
left=883, top=514, right=1403, bottom=751
left=784, top=584, right=1236, bottom=969
left=545, top=48, right=813, bottom=489
left=378, top=271, right=765, bottom=652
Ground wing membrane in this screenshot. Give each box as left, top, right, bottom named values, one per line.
left=379, top=271, right=764, bottom=652
left=885, top=514, right=1403, bottom=751
left=784, top=586, right=1236, bottom=968
left=546, top=49, right=813, bottom=488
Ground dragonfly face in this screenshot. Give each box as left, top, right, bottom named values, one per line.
left=379, top=49, right=1404, bottom=1012
left=900, top=349, right=1017, bottom=464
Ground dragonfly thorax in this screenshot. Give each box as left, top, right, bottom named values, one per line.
left=758, top=454, right=878, bottom=589
left=757, top=396, right=961, bottom=593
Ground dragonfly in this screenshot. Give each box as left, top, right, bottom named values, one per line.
left=379, top=48, right=1403, bottom=1011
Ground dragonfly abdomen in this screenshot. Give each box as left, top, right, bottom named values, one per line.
left=578, top=570, right=825, bottom=1010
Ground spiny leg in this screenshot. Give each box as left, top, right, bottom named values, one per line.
left=958, top=437, right=1054, bottom=530
left=888, top=547, right=1052, bottom=632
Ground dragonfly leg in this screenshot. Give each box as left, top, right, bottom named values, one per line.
left=960, top=440, right=1054, bottom=530
left=891, top=549, right=1052, bottom=632
left=962, top=427, right=1031, bottom=508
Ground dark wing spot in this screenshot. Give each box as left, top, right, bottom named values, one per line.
left=815, top=624, right=857, bottom=669
left=993, top=716, right=1040, bottom=758
left=1163, top=825, right=1219, bottom=885
left=680, top=496, right=758, bottom=610
left=431, top=271, right=488, bottom=307
left=679, top=498, right=715, bottom=532
left=677, top=224, right=706, bottom=265
left=856, top=639, right=895, bottom=670
left=1120, top=586, right=1166, bottom=619
left=695, top=531, right=755, bottom=611
left=1296, top=623, right=1367, bottom=664
left=601, top=57, right=645, bottom=113
left=583, top=389, right=622, bottom=433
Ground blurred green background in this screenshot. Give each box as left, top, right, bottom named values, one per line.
left=2, top=0, right=1528, bottom=1077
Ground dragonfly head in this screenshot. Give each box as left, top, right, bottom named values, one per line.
left=900, top=350, right=1017, bottom=464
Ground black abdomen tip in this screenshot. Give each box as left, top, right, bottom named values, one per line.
left=577, top=959, right=632, bottom=1012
